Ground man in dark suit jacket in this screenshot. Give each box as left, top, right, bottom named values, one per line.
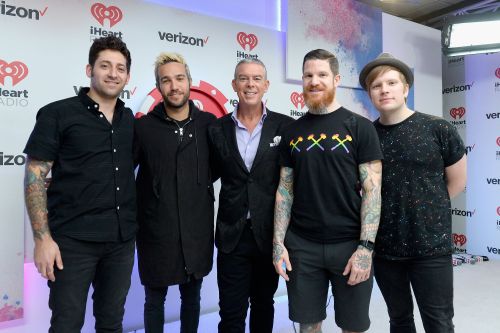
left=208, top=59, right=294, bottom=333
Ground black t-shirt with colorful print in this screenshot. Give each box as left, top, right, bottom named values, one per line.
left=374, top=112, right=465, bottom=259
left=279, top=107, right=383, bottom=243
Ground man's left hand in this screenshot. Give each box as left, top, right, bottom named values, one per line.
left=342, top=247, right=372, bottom=286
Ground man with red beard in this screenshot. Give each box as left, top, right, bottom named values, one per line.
left=273, top=49, right=383, bottom=333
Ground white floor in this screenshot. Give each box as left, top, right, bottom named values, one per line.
left=131, top=260, right=500, bottom=333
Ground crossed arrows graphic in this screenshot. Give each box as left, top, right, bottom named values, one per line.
left=289, top=133, right=353, bottom=154
left=290, top=137, right=303, bottom=153
left=306, top=134, right=327, bottom=151
left=331, top=134, right=352, bottom=153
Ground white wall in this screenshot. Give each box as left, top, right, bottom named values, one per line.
left=144, top=0, right=281, bottom=31
left=382, top=13, right=442, bottom=117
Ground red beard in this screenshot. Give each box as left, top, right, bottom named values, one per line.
left=303, top=87, right=334, bottom=111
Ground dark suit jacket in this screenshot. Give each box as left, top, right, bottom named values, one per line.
left=208, top=109, right=294, bottom=254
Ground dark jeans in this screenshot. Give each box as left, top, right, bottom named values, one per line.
left=374, top=254, right=454, bottom=333
left=217, top=223, right=279, bottom=333
left=144, top=277, right=203, bottom=333
left=48, top=235, right=135, bottom=333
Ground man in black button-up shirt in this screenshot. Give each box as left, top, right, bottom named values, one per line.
left=23, top=36, right=136, bottom=333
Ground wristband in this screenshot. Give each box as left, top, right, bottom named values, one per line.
left=358, top=240, right=375, bottom=251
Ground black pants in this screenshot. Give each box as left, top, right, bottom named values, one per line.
left=144, top=277, right=203, bottom=333
left=374, top=254, right=454, bottom=333
left=48, top=235, right=135, bottom=333
left=217, top=224, right=279, bottom=333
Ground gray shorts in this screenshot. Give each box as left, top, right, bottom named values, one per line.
left=284, top=229, right=373, bottom=331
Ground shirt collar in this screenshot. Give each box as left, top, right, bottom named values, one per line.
left=231, top=102, right=267, bottom=128
left=78, top=87, right=125, bottom=115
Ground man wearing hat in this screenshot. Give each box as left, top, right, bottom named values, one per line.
left=359, top=53, right=467, bottom=332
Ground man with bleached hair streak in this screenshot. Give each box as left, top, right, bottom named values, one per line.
left=134, top=52, right=216, bottom=333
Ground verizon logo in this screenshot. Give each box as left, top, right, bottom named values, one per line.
left=158, top=31, right=208, bottom=47
left=1, top=1, right=47, bottom=20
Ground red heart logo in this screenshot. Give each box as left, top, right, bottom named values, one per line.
left=236, top=32, right=258, bottom=51
left=0, top=60, right=29, bottom=86
left=452, top=233, right=467, bottom=246
left=91, top=3, right=123, bottom=28
left=495, top=67, right=500, bottom=79
left=290, top=92, right=305, bottom=109
left=449, top=107, right=465, bottom=119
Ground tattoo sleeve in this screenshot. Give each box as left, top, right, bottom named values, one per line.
left=359, top=160, right=382, bottom=243
left=24, top=157, right=54, bottom=240
left=273, top=167, right=294, bottom=261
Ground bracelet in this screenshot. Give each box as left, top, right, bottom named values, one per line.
left=358, top=239, right=375, bottom=251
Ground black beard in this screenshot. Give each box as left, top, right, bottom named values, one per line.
left=162, top=90, right=190, bottom=109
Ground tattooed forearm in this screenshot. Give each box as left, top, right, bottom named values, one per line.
left=273, top=167, right=294, bottom=262
left=24, top=157, right=53, bottom=240
left=359, top=160, right=382, bottom=242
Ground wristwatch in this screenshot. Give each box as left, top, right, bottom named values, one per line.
left=358, top=240, right=375, bottom=251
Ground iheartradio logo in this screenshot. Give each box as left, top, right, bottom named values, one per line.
left=497, top=206, right=500, bottom=216
left=0, top=60, right=28, bottom=86
left=237, top=32, right=258, bottom=51
left=290, top=92, right=305, bottom=109
left=495, top=67, right=500, bottom=79
left=452, top=233, right=467, bottom=246
left=496, top=136, right=500, bottom=147
left=449, top=107, right=465, bottom=119
left=91, top=3, right=122, bottom=28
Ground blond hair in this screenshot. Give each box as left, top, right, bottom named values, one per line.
left=154, top=52, right=192, bottom=85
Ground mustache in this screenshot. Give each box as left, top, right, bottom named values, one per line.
left=304, top=85, right=321, bottom=91
left=167, top=90, right=183, bottom=96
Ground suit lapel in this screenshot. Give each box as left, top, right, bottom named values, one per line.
left=251, top=111, right=276, bottom=172
left=222, top=115, right=248, bottom=173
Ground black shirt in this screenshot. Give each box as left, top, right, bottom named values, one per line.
left=279, top=107, right=383, bottom=243
left=374, top=112, right=465, bottom=258
left=24, top=88, right=137, bottom=242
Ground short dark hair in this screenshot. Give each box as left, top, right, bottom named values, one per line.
left=89, top=36, right=131, bottom=73
left=302, top=49, right=339, bottom=75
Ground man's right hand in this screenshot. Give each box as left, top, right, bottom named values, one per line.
left=273, top=242, right=292, bottom=281
left=34, top=237, right=63, bottom=282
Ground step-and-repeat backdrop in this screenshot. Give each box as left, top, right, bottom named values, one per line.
left=443, top=53, right=500, bottom=258
left=1, top=0, right=388, bottom=324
